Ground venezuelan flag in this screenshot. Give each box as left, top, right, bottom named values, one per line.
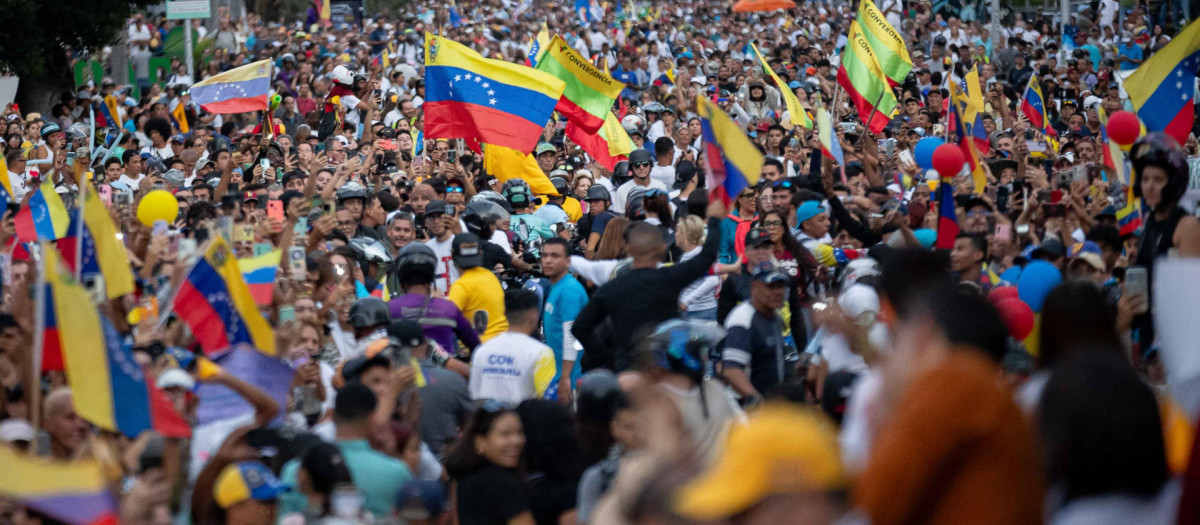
left=424, top=33, right=566, bottom=154
left=41, top=281, right=63, bottom=372
left=817, top=100, right=845, bottom=166
left=751, top=43, right=812, bottom=129
left=15, top=181, right=69, bottom=243
left=0, top=447, right=117, bottom=525
left=44, top=247, right=190, bottom=438
left=528, top=23, right=551, bottom=67
left=238, top=249, right=281, bottom=306
left=1126, top=18, right=1200, bottom=144
left=1020, top=74, right=1057, bottom=137
left=171, top=100, right=189, bottom=133
left=947, top=104, right=987, bottom=194
left=696, top=95, right=763, bottom=205
left=191, top=59, right=273, bottom=114
left=934, top=181, right=959, bottom=250
left=103, top=95, right=123, bottom=129
left=173, top=237, right=276, bottom=356
left=567, top=111, right=633, bottom=170
left=83, top=182, right=134, bottom=298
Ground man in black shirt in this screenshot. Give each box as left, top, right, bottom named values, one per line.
left=573, top=199, right=726, bottom=372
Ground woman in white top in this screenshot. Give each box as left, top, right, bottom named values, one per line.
left=675, top=216, right=720, bottom=321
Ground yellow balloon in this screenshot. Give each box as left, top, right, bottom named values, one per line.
left=137, top=189, right=179, bottom=227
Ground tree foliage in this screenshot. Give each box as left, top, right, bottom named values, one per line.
left=0, top=0, right=158, bottom=78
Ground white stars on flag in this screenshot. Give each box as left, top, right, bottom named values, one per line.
left=489, top=98, right=497, bottom=105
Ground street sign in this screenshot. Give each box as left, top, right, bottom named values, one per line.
left=166, top=0, right=211, bottom=20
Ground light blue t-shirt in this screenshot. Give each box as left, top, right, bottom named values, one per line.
left=542, top=274, right=588, bottom=385
left=511, top=213, right=555, bottom=241
left=278, top=439, right=412, bottom=519
left=1119, top=43, right=1143, bottom=71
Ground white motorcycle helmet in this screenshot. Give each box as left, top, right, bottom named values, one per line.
left=621, top=114, right=646, bottom=135
left=331, top=65, right=354, bottom=86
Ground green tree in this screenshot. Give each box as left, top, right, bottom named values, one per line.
left=0, top=0, right=158, bottom=112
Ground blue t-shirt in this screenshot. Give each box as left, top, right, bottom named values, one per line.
left=1119, top=43, right=1143, bottom=71
left=543, top=274, right=588, bottom=384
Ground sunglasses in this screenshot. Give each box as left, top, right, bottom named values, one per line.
left=446, top=186, right=464, bottom=193
left=631, top=161, right=652, bottom=168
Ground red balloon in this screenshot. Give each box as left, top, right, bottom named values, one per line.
left=995, top=298, right=1035, bottom=340
left=1107, top=111, right=1141, bottom=146
left=932, top=144, right=966, bottom=177
left=988, top=286, right=1020, bottom=304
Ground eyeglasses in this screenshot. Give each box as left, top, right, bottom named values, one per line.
left=966, top=210, right=992, bottom=218
left=739, top=192, right=755, bottom=199
left=763, top=220, right=784, bottom=227
left=631, top=161, right=652, bottom=169
left=446, top=186, right=464, bottom=193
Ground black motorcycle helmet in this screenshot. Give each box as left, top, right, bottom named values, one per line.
left=575, top=370, right=623, bottom=423
left=395, top=243, right=437, bottom=282
left=460, top=200, right=508, bottom=238
left=611, top=160, right=631, bottom=187
left=550, top=176, right=570, bottom=197
left=1131, top=132, right=1189, bottom=212
left=349, top=298, right=390, bottom=330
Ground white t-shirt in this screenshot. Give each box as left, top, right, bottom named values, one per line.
left=340, top=94, right=362, bottom=127
left=649, top=164, right=676, bottom=189
left=426, top=235, right=459, bottom=293
left=118, top=173, right=145, bottom=191
left=7, top=171, right=30, bottom=202
left=128, top=23, right=152, bottom=53
left=612, top=178, right=669, bottom=214
left=468, top=332, right=557, bottom=405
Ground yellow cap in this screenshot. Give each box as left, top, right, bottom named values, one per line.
left=674, top=403, right=845, bottom=520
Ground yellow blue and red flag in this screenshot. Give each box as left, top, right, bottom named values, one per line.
left=44, top=246, right=190, bottom=438
left=947, top=103, right=988, bottom=194
left=424, top=33, right=566, bottom=154
left=173, top=237, right=276, bottom=356
left=191, top=60, right=273, bottom=114
left=1125, top=18, right=1200, bottom=144
left=0, top=446, right=117, bottom=525
left=1020, top=73, right=1057, bottom=137
left=15, top=180, right=69, bottom=243
left=55, top=183, right=134, bottom=299
left=238, top=249, right=281, bottom=306
left=696, top=95, right=763, bottom=205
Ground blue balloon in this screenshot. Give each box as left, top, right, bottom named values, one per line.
left=1016, top=260, right=1063, bottom=313
left=999, top=265, right=1023, bottom=284
left=912, top=228, right=937, bottom=249
left=914, top=137, right=945, bottom=170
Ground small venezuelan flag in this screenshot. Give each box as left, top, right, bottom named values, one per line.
left=238, top=249, right=281, bottom=306
left=191, top=60, right=273, bottom=114
left=15, top=180, right=70, bottom=243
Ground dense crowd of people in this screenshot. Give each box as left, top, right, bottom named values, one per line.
left=4, top=0, right=1200, bottom=523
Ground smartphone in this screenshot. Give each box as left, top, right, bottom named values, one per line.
left=253, top=243, right=274, bottom=257
left=897, top=149, right=915, bottom=168
left=1125, top=266, right=1149, bottom=300
left=294, top=216, right=308, bottom=236
left=178, top=238, right=198, bottom=263
left=1051, top=189, right=1064, bottom=204
left=447, top=149, right=457, bottom=164
left=378, top=139, right=397, bottom=151
left=152, top=220, right=169, bottom=236
left=66, top=151, right=76, bottom=165
left=1042, top=203, right=1067, bottom=218
left=260, top=158, right=270, bottom=176
left=267, top=200, right=284, bottom=222
left=99, top=184, right=113, bottom=206
left=994, top=223, right=1011, bottom=239
left=1026, top=140, right=1047, bottom=153
left=323, top=201, right=336, bottom=216
left=1015, top=223, right=1030, bottom=235
left=138, top=435, right=166, bottom=474
left=278, top=305, right=296, bottom=323
left=288, top=246, right=307, bottom=279
left=885, top=138, right=897, bottom=158
left=234, top=225, right=255, bottom=243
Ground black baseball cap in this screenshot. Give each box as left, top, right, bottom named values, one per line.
left=425, top=199, right=452, bottom=216
left=387, top=319, right=426, bottom=348
left=452, top=233, right=484, bottom=268
left=752, top=263, right=789, bottom=286
left=744, top=227, right=771, bottom=248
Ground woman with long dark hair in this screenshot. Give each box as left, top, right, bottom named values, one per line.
left=516, top=400, right=585, bottom=525
left=444, top=403, right=534, bottom=525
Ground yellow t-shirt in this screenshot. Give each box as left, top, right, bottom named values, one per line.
left=562, top=197, right=583, bottom=223
left=448, top=266, right=509, bottom=342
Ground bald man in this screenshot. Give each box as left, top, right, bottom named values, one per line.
left=572, top=198, right=727, bottom=371
left=43, top=387, right=88, bottom=459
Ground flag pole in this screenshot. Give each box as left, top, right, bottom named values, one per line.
left=29, top=244, right=47, bottom=454
left=74, top=182, right=87, bottom=282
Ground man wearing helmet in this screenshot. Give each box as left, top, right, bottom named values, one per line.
left=448, top=233, right=509, bottom=342
left=578, top=185, right=617, bottom=257
left=612, top=149, right=668, bottom=214
left=532, top=176, right=572, bottom=231
left=503, top=180, right=555, bottom=244
left=387, top=243, right=480, bottom=358
left=348, top=298, right=391, bottom=358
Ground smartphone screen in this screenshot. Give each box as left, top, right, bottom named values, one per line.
left=994, top=223, right=1011, bottom=239
left=268, top=200, right=284, bottom=222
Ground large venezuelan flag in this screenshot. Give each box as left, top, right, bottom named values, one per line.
left=0, top=447, right=117, bottom=525
left=191, top=60, right=273, bottom=114
left=424, top=33, right=566, bottom=154
left=1126, top=18, right=1200, bottom=145
left=697, top=95, right=763, bottom=205
left=15, top=180, right=70, bottom=243
left=174, top=237, right=276, bottom=356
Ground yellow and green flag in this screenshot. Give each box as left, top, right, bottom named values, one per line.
left=750, top=43, right=812, bottom=129
left=855, top=0, right=913, bottom=86
left=535, top=35, right=626, bottom=134
left=837, top=21, right=899, bottom=134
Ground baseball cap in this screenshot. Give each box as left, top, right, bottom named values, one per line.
left=387, top=319, right=426, bottom=348
left=751, top=263, right=789, bottom=286
left=452, top=233, right=485, bottom=268
left=425, top=199, right=452, bottom=216
left=908, top=127, right=926, bottom=137
left=0, top=419, right=34, bottom=445
left=213, top=461, right=289, bottom=509
left=535, top=143, right=557, bottom=156
left=1033, top=238, right=1066, bottom=259
left=339, top=353, right=392, bottom=385
left=744, top=227, right=771, bottom=248
left=155, top=368, right=196, bottom=390
left=794, top=200, right=823, bottom=225
left=243, top=191, right=260, bottom=202
left=1068, top=240, right=1105, bottom=271
left=674, top=403, right=845, bottom=520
